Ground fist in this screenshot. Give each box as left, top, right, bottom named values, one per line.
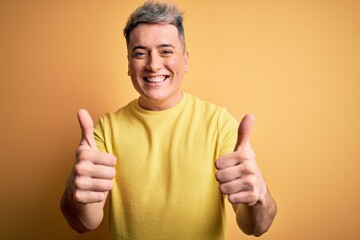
left=215, top=114, right=267, bottom=206
left=72, top=109, right=117, bottom=204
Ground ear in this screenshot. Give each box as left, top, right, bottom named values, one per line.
left=184, top=51, right=189, bottom=73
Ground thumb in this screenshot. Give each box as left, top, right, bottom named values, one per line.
left=77, top=109, right=98, bottom=150
left=234, top=114, right=254, bottom=151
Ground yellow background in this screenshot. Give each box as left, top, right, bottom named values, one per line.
left=1, top=0, right=359, bottom=239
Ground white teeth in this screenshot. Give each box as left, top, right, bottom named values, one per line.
left=146, top=76, right=166, bottom=83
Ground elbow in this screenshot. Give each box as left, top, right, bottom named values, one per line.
left=240, top=223, right=270, bottom=237
left=252, top=225, right=271, bottom=237
left=71, top=225, right=91, bottom=234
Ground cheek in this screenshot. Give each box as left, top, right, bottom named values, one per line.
left=167, top=58, right=186, bottom=74
left=128, top=61, right=143, bottom=76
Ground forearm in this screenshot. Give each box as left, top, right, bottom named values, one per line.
left=60, top=188, right=107, bottom=233
left=233, top=187, right=277, bottom=236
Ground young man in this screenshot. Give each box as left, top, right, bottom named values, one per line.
left=61, top=1, right=277, bottom=239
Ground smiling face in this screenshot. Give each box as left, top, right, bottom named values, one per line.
left=127, top=23, right=189, bottom=111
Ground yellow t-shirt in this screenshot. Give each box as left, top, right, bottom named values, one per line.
left=94, top=93, right=238, bottom=240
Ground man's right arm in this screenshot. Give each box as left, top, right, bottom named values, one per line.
left=60, top=109, right=116, bottom=232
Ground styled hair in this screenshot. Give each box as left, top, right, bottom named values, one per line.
left=123, top=1, right=186, bottom=51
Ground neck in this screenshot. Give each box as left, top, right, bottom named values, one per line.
left=138, top=92, right=183, bottom=111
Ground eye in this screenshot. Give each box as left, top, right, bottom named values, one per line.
left=132, top=51, right=147, bottom=59
left=160, top=49, right=174, bottom=56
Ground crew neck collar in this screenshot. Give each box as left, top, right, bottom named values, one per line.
left=134, top=92, right=187, bottom=115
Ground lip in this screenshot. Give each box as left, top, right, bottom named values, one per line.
left=143, top=75, right=169, bottom=83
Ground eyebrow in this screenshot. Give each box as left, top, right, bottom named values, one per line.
left=158, top=44, right=175, bottom=49
left=132, top=44, right=176, bottom=52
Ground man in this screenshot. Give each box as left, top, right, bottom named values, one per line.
left=61, top=1, right=277, bottom=239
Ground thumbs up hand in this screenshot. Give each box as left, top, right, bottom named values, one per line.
left=71, top=109, right=117, bottom=204
left=215, top=114, right=267, bottom=206
left=78, top=108, right=99, bottom=150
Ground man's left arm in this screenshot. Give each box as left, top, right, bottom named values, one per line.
left=215, top=114, right=277, bottom=236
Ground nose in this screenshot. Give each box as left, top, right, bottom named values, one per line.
left=146, top=53, right=161, bottom=72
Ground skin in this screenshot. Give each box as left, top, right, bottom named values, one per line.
left=215, top=114, right=277, bottom=235
left=60, top=109, right=116, bottom=232
left=61, top=22, right=276, bottom=235
left=127, top=23, right=189, bottom=111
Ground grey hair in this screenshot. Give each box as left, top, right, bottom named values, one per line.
left=123, top=1, right=186, bottom=51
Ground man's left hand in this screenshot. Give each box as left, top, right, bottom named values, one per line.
left=215, top=114, right=267, bottom=206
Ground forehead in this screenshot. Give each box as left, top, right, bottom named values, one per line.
left=128, top=23, right=181, bottom=48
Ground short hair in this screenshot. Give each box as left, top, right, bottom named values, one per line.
left=123, top=1, right=186, bottom=51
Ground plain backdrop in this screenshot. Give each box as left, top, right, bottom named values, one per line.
left=1, top=0, right=359, bottom=239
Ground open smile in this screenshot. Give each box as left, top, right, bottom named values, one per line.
left=144, top=76, right=169, bottom=83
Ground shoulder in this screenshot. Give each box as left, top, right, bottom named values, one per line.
left=184, top=92, right=221, bottom=111
left=95, top=99, right=138, bottom=129
left=184, top=92, right=236, bottom=120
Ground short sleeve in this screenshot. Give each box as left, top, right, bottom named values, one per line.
left=217, top=108, right=239, bottom=156
left=94, top=116, right=107, bottom=153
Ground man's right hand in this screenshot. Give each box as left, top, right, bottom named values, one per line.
left=61, top=109, right=116, bottom=232
left=73, top=109, right=117, bottom=204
